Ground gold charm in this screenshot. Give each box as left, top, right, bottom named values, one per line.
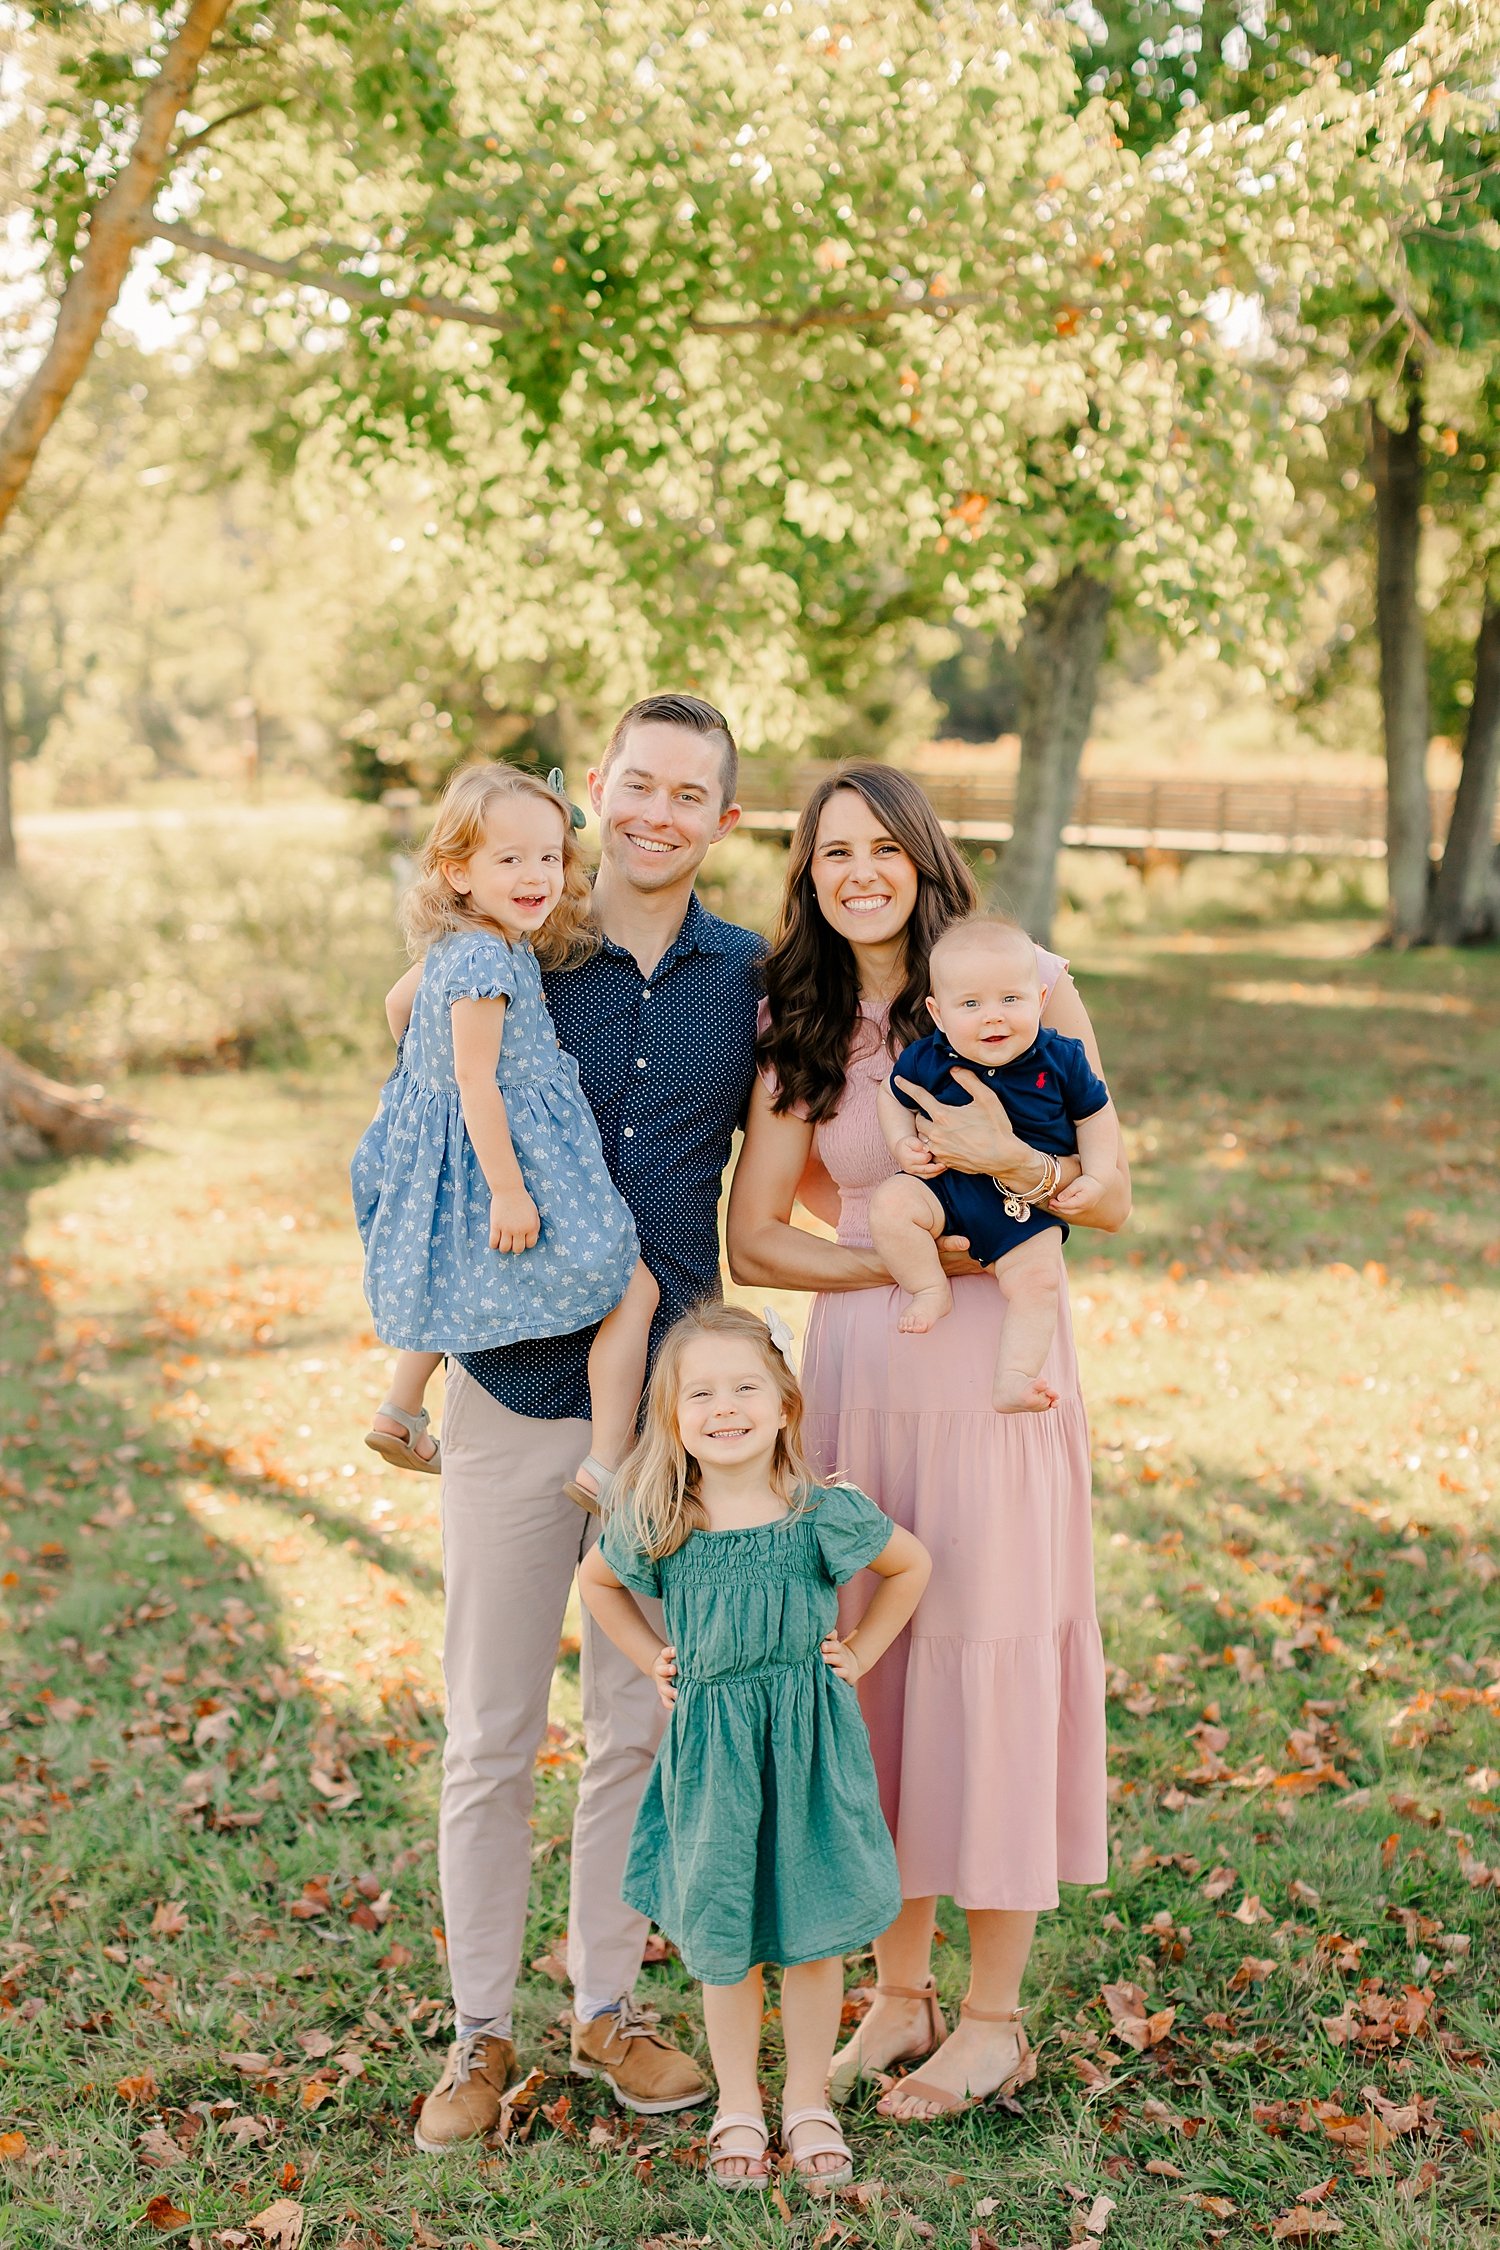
left=1002, top=1190, right=1031, bottom=1223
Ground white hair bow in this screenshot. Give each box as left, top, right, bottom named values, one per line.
left=762, top=1305, right=799, bottom=1374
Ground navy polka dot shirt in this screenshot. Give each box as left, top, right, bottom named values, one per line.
left=455, top=894, right=767, bottom=1421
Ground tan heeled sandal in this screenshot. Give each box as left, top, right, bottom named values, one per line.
left=877, top=2001, right=1036, bottom=2119
left=827, top=1978, right=947, bottom=2104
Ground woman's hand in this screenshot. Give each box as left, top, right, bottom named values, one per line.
left=821, top=1632, right=863, bottom=1685
left=892, top=1068, right=1029, bottom=1179
left=489, top=1185, right=541, bottom=1253
left=651, top=1643, right=679, bottom=1709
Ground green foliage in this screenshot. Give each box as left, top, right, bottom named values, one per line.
left=0, top=808, right=400, bottom=1076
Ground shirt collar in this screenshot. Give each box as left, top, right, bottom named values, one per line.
left=936, top=1028, right=1041, bottom=1074
left=595, top=890, right=727, bottom=971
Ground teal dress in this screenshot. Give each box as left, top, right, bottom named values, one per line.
left=602, top=1485, right=904, bottom=1986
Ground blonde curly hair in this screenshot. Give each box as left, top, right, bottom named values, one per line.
left=399, top=762, right=597, bottom=968
left=611, top=1302, right=817, bottom=1561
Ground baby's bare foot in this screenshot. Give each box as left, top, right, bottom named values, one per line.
left=992, top=1371, right=1058, bottom=1414
left=898, top=1282, right=952, bottom=1334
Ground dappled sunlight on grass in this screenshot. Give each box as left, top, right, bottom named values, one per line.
left=1, top=938, right=1496, bottom=2246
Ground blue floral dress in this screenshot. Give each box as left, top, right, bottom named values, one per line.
left=351, top=928, right=638, bottom=1352
left=602, top=1485, right=903, bottom=1985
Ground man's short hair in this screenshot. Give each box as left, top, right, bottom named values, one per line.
left=600, top=693, right=738, bottom=807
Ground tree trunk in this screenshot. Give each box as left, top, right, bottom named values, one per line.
left=0, top=0, right=234, bottom=532
left=1370, top=381, right=1432, bottom=946
left=0, top=598, right=15, bottom=876
left=0, top=1046, right=137, bottom=1164
left=1426, top=596, right=1500, bottom=945
left=992, top=568, right=1112, bottom=943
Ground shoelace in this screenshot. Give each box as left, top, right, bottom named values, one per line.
left=610, top=1996, right=664, bottom=2044
left=449, top=2022, right=506, bottom=2088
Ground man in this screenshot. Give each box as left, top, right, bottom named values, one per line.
left=414, top=694, right=766, bottom=2152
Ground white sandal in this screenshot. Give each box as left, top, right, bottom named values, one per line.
left=781, top=2104, right=854, bottom=2190
left=363, top=1402, right=441, bottom=1475
left=563, top=1453, right=617, bottom=1516
left=706, top=2110, right=772, bottom=2192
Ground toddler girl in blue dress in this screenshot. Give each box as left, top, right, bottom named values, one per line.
left=352, top=762, right=657, bottom=1505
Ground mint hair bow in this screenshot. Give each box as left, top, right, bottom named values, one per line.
left=546, top=767, right=587, bottom=831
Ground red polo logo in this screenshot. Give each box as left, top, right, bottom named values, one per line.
left=1035, top=1071, right=1047, bottom=1089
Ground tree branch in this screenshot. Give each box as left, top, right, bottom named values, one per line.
left=173, top=96, right=277, bottom=156
left=149, top=220, right=520, bottom=331
left=149, top=222, right=1007, bottom=339
left=0, top=0, right=236, bottom=531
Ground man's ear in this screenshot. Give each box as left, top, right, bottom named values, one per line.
left=585, top=766, right=605, bottom=816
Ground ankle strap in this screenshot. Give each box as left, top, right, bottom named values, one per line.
left=876, top=1980, right=940, bottom=2001
left=960, top=2001, right=1026, bottom=2023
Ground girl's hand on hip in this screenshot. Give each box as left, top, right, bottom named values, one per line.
left=489, top=1186, right=541, bottom=1253
left=821, top=1632, right=863, bottom=1685
left=651, top=1643, right=679, bottom=1710
left=893, top=1069, right=1027, bottom=1178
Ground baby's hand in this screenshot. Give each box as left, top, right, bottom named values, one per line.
left=896, top=1135, right=945, bottom=1179
left=820, top=1632, right=863, bottom=1686
left=651, top=1643, right=679, bottom=1710
left=489, top=1186, right=541, bottom=1253
left=1051, top=1170, right=1106, bottom=1219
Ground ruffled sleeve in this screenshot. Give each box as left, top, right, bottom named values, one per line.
left=600, top=1514, right=662, bottom=1599
left=438, top=930, right=518, bottom=1007
left=1037, top=943, right=1068, bottom=995
left=809, top=1484, right=893, bottom=1585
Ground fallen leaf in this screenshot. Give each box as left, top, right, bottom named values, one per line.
left=0, top=2132, right=27, bottom=2161
left=1229, top=1957, right=1278, bottom=1990
left=1298, top=2176, right=1337, bottom=2205
left=1398, top=2160, right=1442, bottom=2198
left=1083, top=2192, right=1116, bottom=2236
left=295, top=2030, right=333, bottom=2059
left=138, top=2125, right=186, bottom=2169
left=247, top=2199, right=304, bottom=2250
left=1233, top=1894, right=1271, bottom=1925
left=1272, top=2211, right=1342, bottom=2239
left=144, top=2194, right=191, bottom=2230
left=150, top=1902, right=188, bottom=1939
left=1202, top=1865, right=1238, bottom=1900
left=116, top=2068, right=160, bottom=2104
left=299, top=2078, right=335, bottom=2111
left=1145, top=2157, right=1185, bottom=2177
left=1194, top=2196, right=1237, bottom=2219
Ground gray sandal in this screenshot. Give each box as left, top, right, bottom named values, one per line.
left=563, top=1454, right=617, bottom=1516
left=364, top=1402, right=441, bottom=1475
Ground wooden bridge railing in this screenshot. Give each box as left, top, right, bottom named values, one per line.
left=733, top=769, right=1479, bottom=858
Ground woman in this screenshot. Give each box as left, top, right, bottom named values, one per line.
left=726, top=763, right=1130, bottom=2121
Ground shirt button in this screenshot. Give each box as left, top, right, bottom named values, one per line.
left=636, top=1057, right=647, bottom=1068
left=642, top=986, right=652, bottom=998
left=624, top=1127, right=635, bottom=1138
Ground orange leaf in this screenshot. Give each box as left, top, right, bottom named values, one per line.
left=115, top=2068, right=159, bottom=2104
left=299, top=2077, right=335, bottom=2111
left=144, top=2194, right=191, bottom=2229
left=1273, top=2211, right=1343, bottom=2239
left=0, top=2132, right=28, bottom=2161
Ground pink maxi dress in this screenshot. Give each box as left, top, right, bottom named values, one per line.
left=787, top=970, right=1108, bottom=1910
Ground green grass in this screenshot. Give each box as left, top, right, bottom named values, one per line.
left=1, top=921, right=1498, bottom=2248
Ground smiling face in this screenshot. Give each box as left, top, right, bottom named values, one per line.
left=673, top=1333, right=787, bottom=1477
left=807, top=787, right=921, bottom=952
left=926, top=924, right=1045, bottom=1065
left=442, top=792, right=566, bottom=940
left=588, top=721, right=739, bottom=896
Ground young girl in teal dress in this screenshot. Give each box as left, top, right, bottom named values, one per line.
left=352, top=761, right=658, bottom=1507
left=580, top=1303, right=930, bottom=2194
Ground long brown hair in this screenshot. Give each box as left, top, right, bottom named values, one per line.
left=399, top=762, right=597, bottom=969
left=758, top=762, right=980, bottom=1122
left=611, top=1303, right=817, bottom=1560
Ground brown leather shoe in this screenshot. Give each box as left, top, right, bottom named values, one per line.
left=569, top=1996, right=709, bottom=2114
left=413, top=2024, right=518, bottom=2153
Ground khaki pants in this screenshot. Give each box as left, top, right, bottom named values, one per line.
left=438, top=1364, right=667, bottom=2023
